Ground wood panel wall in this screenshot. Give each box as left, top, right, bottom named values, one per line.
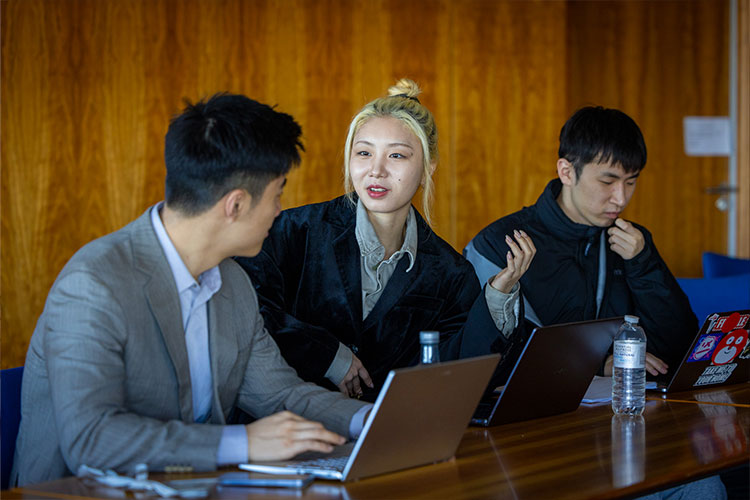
left=567, top=0, right=729, bottom=277
left=739, top=0, right=750, bottom=258
left=1, top=0, right=730, bottom=368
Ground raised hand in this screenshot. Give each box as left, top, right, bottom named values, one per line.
left=489, top=229, right=537, bottom=294
left=607, top=218, right=645, bottom=260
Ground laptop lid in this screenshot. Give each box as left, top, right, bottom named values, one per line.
left=241, top=354, right=500, bottom=481
left=473, top=317, right=620, bottom=426
left=657, top=310, right=750, bottom=393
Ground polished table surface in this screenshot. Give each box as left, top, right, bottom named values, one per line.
left=7, top=384, right=749, bottom=500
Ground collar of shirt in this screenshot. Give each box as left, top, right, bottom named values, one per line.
left=150, top=202, right=222, bottom=328
left=354, top=198, right=417, bottom=272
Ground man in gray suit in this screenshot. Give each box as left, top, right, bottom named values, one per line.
left=12, top=94, right=369, bottom=486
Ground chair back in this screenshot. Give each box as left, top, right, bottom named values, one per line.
left=702, top=252, right=750, bottom=278
left=677, top=274, right=750, bottom=324
left=1, top=366, right=24, bottom=490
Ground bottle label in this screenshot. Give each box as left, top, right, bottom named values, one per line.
left=613, top=340, right=646, bottom=369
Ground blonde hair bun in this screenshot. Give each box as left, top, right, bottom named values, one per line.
left=387, top=78, right=421, bottom=99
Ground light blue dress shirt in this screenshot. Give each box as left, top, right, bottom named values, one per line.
left=151, top=203, right=369, bottom=466
left=151, top=203, right=246, bottom=465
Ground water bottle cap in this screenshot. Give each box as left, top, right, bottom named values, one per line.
left=624, top=315, right=640, bottom=325
left=420, top=331, right=439, bottom=344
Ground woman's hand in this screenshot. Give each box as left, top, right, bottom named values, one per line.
left=337, top=354, right=373, bottom=398
left=489, top=230, right=536, bottom=294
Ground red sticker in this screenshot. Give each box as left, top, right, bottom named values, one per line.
left=711, top=330, right=748, bottom=365
left=721, top=312, right=741, bottom=333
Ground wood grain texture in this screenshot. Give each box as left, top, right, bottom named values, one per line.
left=6, top=384, right=750, bottom=499
left=566, top=0, right=730, bottom=277
left=739, top=0, right=750, bottom=258
left=1, top=0, right=732, bottom=368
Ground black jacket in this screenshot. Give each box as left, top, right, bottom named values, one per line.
left=469, top=179, right=697, bottom=374
left=236, top=196, right=522, bottom=400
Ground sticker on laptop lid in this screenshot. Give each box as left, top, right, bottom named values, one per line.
left=711, top=330, right=748, bottom=366
left=694, top=363, right=737, bottom=386
left=687, top=334, right=723, bottom=362
left=711, top=312, right=750, bottom=334
left=740, top=338, right=750, bottom=360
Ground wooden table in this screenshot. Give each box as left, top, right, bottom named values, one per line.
left=7, top=384, right=749, bottom=500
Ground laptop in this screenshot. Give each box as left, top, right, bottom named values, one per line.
left=471, top=317, right=621, bottom=426
left=652, top=310, right=750, bottom=393
left=240, top=354, right=500, bottom=482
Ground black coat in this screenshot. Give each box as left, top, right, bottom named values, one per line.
left=469, top=179, right=697, bottom=374
left=236, top=196, right=520, bottom=400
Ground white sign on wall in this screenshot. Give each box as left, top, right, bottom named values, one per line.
left=683, top=116, right=731, bottom=156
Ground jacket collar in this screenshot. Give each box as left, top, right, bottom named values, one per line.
left=536, top=179, right=603, bottom=241
left=324, top=194, right=440, bottom=255
left=129, top=207, right=234, bottom=423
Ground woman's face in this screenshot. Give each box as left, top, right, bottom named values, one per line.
left=349, top=116, right=425, bottom=219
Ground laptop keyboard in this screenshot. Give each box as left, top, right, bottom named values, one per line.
left=295, top=455, right=349, bottom=471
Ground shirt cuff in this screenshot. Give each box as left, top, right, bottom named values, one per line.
left=324, top=343, right=353, bottom=386
left=217, top=425, right=248, bottom=466
left=348, top=404, right=374, bottom=439
left=484, top=281, right=520, bottom=338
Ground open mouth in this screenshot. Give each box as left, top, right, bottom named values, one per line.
left=367, top=185, right=389, bottom=198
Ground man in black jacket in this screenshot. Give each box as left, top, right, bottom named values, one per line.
left=464, top=106, right=697, bottom=378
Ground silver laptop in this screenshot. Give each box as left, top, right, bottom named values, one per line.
left=240, top=354, right=500, bottom=481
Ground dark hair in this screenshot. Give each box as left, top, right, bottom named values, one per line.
left=558, top=106, right=646, bottom=178
left=164, top=93, right=303, bottom=215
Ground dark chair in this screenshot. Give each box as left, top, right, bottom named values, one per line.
left=1, top=366, right=23, bottom=490
left=702, top=252, right=750, bottom=279
left=676, top=274, right=750, bottom=324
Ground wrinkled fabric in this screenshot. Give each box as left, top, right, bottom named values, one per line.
left=236, top=196, right=524, bottom=401
left=467, top=179, right=697, bottom=374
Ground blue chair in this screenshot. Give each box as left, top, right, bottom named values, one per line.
left=677, top=274, right=750, bottom=324
left=1, top=366, right=23, bottom=490
left=702, top=252, right=750, bottom=278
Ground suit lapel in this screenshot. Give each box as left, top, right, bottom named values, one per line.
left=332, top=221, right=364, bottom=330
left=132, top=209, right=195, bottom=422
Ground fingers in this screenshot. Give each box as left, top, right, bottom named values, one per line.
left=603, top=354, right=614, bottom=376
left=608, top=219, right=644, bottom=260
left=357, top=364, right=374, bottom=389
left=645, top=352, right=668, bottom=376
left=350, top=373, right=362, bottom=396
left=246, top=412, right=347, bottom=461
left=504, top=230, right=534, bottom=274
left=337, top=356, right=373, bottom=398
left=489, top=229, right=536, bottom=294
left=614, top=217, right=631, bottom=231
left=337, top=381, right=349, bottom=395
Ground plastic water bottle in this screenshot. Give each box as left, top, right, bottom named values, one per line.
left=612, top=315, right=647, bottom=415
left=419, top=331, right=440, bottom=364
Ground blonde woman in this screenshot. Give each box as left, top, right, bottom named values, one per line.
left=237, top=79, right=535, bottom=401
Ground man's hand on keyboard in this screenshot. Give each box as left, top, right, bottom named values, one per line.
left=245, top=411, right=347, bottom=461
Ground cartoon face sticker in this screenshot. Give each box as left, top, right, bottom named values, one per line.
left=688, top=334, right=722, bottom=362
left=711, top=330, right=749, bottom=365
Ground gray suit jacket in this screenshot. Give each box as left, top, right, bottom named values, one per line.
left=12, top=208, right=365, bottom=486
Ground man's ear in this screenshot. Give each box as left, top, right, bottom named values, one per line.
left=222, top=189, right=251, bottom=219
left=557, top=158, right=576, bottom=187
